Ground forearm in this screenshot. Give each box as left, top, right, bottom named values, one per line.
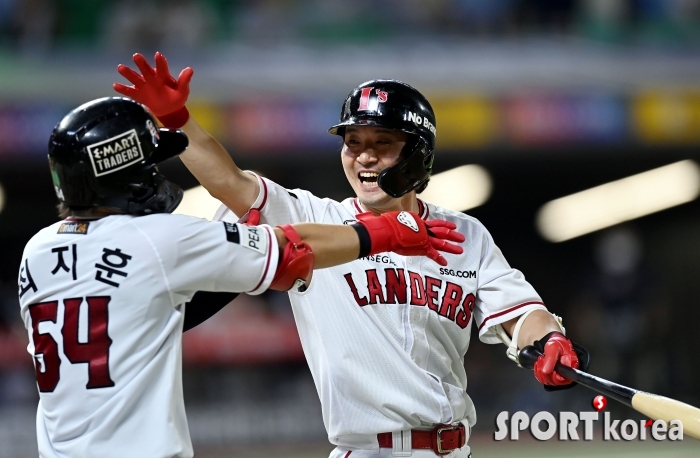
left=502, top=309, right=563, bottom=349
left=114, top=53, right=258, bottom=215
left=179, top=116, right=259, bottom=216
left=273, top=224, right=360, bottom=269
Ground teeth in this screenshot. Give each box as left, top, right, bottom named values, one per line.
left=359, top=172, right=379, bottom=187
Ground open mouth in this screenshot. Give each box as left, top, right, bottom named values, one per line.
left=359, top=172, right=379, bottom=188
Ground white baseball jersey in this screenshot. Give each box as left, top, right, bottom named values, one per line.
left=18, top=213, right=279, bottom=458
left=214, top=174, right=547, bottom=450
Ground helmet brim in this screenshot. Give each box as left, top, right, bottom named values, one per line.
left=328, top=118, right=433, bottom=151
left=328, top=118, right=386, bottom=135
left=149, top=129, right=189, bottom=165
left=328, top=119, right=421, bottom=139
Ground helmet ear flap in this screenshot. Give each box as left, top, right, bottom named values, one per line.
left=417, top=151, right=435, bottom=194
left=126, top=175, right=184, bottom=215
left=377, top=139, right=431, bottom=198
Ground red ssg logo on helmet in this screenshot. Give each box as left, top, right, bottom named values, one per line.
left=358, top=87, right=388, bottom=111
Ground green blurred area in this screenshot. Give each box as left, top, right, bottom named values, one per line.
left=57, top=0, right=105, bottom=43
left=12, top=0, right=698, bottom=48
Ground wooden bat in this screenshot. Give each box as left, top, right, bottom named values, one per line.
left=519, top=346, right=700, bottom=440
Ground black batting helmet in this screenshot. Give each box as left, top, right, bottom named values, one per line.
left=328, top=79, right=436, bottom=197
left=48, top=97, right=187, bottom=215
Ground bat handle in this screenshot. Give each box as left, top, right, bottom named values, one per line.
left=553, top=362, right=637, bottom=407
left=520, top=345, right=637, bottom=407
left=553, top=362, right=581, bottom=382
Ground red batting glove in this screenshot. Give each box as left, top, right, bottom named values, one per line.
left=356, top=211, right=464, bottom=266
left=113, top=52, right=193, bottom=128
left=245, top=208, right=261, bottom=226
left=533, top=332, right=579, bottom=386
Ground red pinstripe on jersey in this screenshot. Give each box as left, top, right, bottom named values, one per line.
left=256, top=177, right=269, bottom=211
left=250, top=226, right=274, bottom=293
left=477, top=301, right=546, bottom=331
left=417, top=198, right=429, bottom=219
left=352, top=198, right=362, bottom=214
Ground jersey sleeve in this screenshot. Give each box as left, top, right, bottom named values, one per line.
left=133, top=214, right=279, bottom=304
left=213, top=172, right=329, bottom=226
left=473, top=226, right=547, bottom=344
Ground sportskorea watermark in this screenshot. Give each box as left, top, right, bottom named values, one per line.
left=494, top=396, right=683, bottom=441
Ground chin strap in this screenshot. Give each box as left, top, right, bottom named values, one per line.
left=270, top=224, right=314, bottom=292
left=494, top=311, right=565, bottom=367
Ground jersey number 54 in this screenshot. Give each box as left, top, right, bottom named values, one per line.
left=28, top=296, right=115, bottom=392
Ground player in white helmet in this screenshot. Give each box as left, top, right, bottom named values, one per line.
left=18, top=97, right=464, bottom=458
left=114, top=53, right=589, bottom=457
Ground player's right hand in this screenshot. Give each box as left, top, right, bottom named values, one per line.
left=355, top=211, right=464, bottom=266
left=532, top=332, right=579, bottom=386
left=113, top=52, right=193, bottom=128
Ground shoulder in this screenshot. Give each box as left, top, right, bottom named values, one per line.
left=262, top=176, right=331, bottom=209
left=129, top=213, right=215, bottom=234
left=22, top=222, right=63, bottom=253
left=132, top=212, right=206, bottom=224
left=425, top=202, right=487, bottom=230
left=424, top=203, right=495, bottom=253
left=270, top=180, right=347, bottom=214
left=285, top=187, right=327, bottom=204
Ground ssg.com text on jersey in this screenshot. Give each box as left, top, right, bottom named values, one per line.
left=439, top=269, right=476, bottom=278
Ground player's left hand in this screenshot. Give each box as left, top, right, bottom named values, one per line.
left=532, top=332, right=579, bottom=386
left=113, top=52, right=193, bottom=128
left=355, top=211, right=465, bottom=266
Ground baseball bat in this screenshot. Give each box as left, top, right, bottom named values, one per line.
left=519, top=346, right=700, bottom=440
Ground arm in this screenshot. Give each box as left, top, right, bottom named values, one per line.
left=273, top=223, right=361, bottom=269
left=183, top=291, right=238, bottom=332
left=501, top=309, right=561, bottom=350
left=185, top=214, right=462, bottom=326
left=113, top=52, right=257, bottom=216
left=502, top=310, right=589, bottom=388
left=268, top=211, right=465, bottom=291
left=178, top=116, right=258, bottom=216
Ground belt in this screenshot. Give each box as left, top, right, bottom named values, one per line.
left=377, top=423, right=466, bottom=456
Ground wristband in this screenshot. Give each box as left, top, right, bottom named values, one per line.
left=157, top=106, right=190, bottom=128
left=351, top=223, right=372, bottom=258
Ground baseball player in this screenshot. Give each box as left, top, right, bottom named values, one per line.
left=114, top=53, right=590, bottom=457
left=18, top=97, right=464, bottom=458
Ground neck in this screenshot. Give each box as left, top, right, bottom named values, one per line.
left=65, top=206, right=126, bottom=219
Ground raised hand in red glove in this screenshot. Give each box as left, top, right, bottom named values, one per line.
left=355, top=211, right=464, bottom=266
left=113, top=52, right=193, bottom=128
left=533, top=332, right=580, bottom=386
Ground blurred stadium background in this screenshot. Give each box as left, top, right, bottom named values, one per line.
left=1, top=0, right=700, bottom=456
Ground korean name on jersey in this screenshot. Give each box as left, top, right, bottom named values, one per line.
left=18, top=214, right=278, bottom=458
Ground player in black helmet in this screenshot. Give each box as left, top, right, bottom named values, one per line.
left=20, top=95, right=463, bottom=458
left=115, top=52, right=587, bottom=458
left=328, top=79, right=436, bottom=197
left=49, top=97, right=187, bottom=218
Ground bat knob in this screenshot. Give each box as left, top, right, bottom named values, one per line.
left=519, top=345, right=543, bottom=370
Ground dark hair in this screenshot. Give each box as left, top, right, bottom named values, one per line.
left=57, top=203, right=124, bottom=219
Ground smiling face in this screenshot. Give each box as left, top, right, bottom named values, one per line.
left=341, top=126, right=417, bottom=214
